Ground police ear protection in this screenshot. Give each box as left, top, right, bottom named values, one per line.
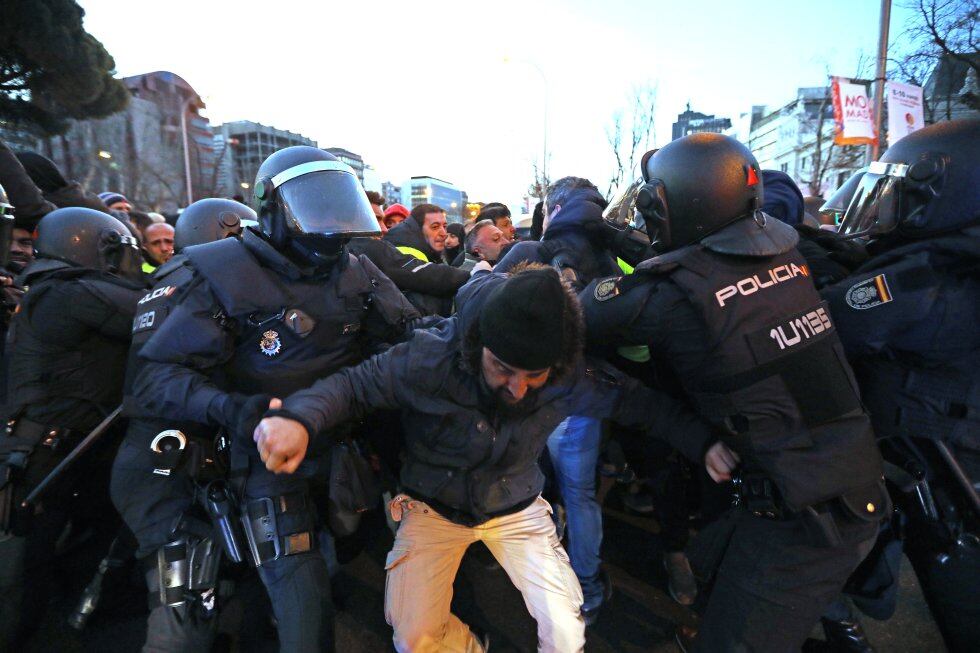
left=254, top=177, right=275, bottom=204
left=635, top=179, right=671, bottom=252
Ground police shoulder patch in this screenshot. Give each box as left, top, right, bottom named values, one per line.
left=845, top=274, right=893, bottom=310
left=594, top=277, right=622, bottom=302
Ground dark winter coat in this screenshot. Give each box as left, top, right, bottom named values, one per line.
left=382, top=218, right=455, bottom=315
left=347, top=237, right=469, bottom=298
left=495, top=188, right=618, bottom=291
left=280, top=270, right=716, bottom=525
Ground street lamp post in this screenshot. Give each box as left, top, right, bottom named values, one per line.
left=867, top=0, right=893, bottom=164
left=504, top=57, right=549, bottom=187
left=179, top=95, right=197, bottom=206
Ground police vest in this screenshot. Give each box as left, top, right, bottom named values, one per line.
left=636, top=244, right=882, bottom=510
left=184, top=238, right=382, bottom=399
left=827, top=233, right=980, bottom=452
left=130, top=255, right=194, bottom=353
left=7, top=271, right=140, bottom=427
left=123, top=255, right=196, bottom=404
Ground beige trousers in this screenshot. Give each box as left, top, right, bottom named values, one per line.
left=384, top=495, right=586, bottom=653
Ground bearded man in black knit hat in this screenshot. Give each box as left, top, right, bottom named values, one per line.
left=253, top=264, right=726, bottom=653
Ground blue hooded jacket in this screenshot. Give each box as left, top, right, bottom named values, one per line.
left=761, top=170, right=805, bottom=226
left=495, top=187, right=618, bottom=290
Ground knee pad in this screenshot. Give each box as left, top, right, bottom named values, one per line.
left=149, top=536, right=222, bottom=608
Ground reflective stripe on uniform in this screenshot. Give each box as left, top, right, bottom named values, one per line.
left=615, top=258, right=649, bottom=361
left=396, top=246, right=429, bottom=263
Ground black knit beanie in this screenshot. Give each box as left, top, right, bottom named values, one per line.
left=478, top=268, right=565, bottom=370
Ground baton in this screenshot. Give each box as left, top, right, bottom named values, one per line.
left=934, top=440, right=980, bottom=517
left=21, top=405, right=123, bottom=509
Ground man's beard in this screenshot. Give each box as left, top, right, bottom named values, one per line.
left=490, top=385, right=543, bottom=417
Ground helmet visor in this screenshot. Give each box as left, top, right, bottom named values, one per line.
left=602, top=178, right=644, bottom=231
left=838, top=162, right=907, bottom=237
left=105, top=233, right=145, bottom=281
left=275, top=165, right=380, bottom=239
left=820, top=169, right=866, bottom=225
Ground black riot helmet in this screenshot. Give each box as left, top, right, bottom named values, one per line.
left=253, top=146, right=379, bottom=267
left=838, top=119, right=980, bottom=240
left=0, top=183, right=14, bottom=269
left=636, top=133, right=763, bottom=253
left=34, top=207, right=143, bottom=280
left=174, top=198, right=254, bottom=251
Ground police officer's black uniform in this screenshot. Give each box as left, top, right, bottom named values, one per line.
left=0, top=207, right=145, bottom=647
left=130, top=148, right=421, bottom=652
left=110, top=197, right=253, bottom=650
left=580, top=135, right=886, bottom=652
left=823, top=119, right=980, bottom=652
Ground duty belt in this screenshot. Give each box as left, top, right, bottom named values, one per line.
left=8, top=418, right=79, bottom=451
left=732, top=470, right=787, bottom=520
left=149, top=429, right=228, bottom=483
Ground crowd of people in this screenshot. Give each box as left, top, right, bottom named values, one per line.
left=0, top=118, right=976, bottom=653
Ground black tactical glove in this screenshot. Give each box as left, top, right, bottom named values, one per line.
left=210, top=392, right=273, bottom=444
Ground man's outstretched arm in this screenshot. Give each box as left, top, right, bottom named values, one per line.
left=254, top=332, right=423, bottom=473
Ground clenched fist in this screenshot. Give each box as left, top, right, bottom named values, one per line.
left=253, top=399, right=310, bottom=474
left=704, top=441, right=740, bottom=483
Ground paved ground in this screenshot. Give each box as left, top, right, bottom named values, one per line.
left=23, top=490, right=946, bottom=652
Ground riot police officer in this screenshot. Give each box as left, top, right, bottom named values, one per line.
left=823, top=119, right=980, bottom=652
left=0, top=207, right=146, bottom=647
left=131, top=147, right=421, bottom=652
left=579, top=134, right=887, bottom=652
left=110, top=197, right=253, bottom=650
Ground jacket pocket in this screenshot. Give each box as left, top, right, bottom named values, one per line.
left=383, top=547, right=412, bottom=627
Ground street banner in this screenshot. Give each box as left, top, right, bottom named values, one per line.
left=831, top=76, right=876, bottom=145
left=885, top=80, right=925, bottom=147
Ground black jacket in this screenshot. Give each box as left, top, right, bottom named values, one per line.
left=6, top=260, right=143, bottom=430
left=383, top=218, right=445, bottom=262
left=581, top=218, right=883, bottom=511
left=382, top=219, right=456, bottom=315
left=280, top=272, right=716, bottom=525
left=348, top=237, right=469, bottom=298
left=132, top=230, right=421, bottom=447
left=822, top=229, right=980, bottom=452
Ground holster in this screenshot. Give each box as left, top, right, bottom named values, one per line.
left=241, top=492, right=316, bottom=567
left=732, top=470, right=783, bottom=519
left=204, top=480, right=247, bottom=564
left=1, top=418, right=74, bottom=534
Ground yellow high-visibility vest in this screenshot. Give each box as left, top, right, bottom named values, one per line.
left=614, top=257, right=650, bottom=363
left=396, top=246, right=429, bottom=263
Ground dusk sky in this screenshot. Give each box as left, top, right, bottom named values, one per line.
left=79, top=0, right=916, bottom=206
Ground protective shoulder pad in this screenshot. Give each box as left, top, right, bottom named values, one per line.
left=339, top=254, right=382, bottom=299
left=183, top=238, right=288, bottom=316
left=152, top=253, right=190, bottom=280
left=76, top=275, right=143, bottom=310
left=701, top=213, right=799, bottom=257
left=633, top=245, right=695, bottom=275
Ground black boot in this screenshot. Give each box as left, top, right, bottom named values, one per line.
left=821, top=616, right=875, bottom=653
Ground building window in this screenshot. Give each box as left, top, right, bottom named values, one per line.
left=780, top=162, right=789, bottom=173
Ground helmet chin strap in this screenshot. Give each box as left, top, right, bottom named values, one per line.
left=287, top=236, right=345, bottom=275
